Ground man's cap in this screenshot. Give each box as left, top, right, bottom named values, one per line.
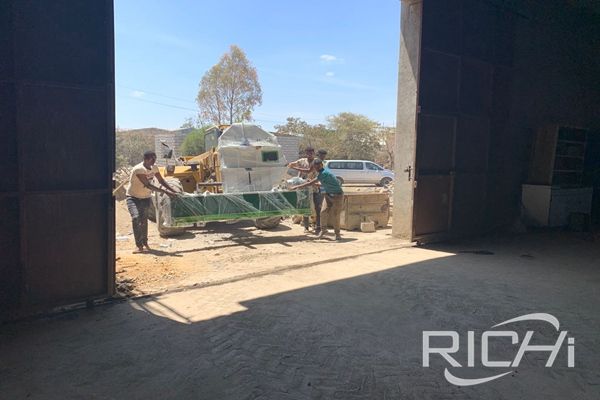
left=317, top=149, right=327, bottom=155
left=312, top=158, right=323, bottom=165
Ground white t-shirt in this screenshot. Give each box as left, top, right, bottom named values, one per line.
left=295, top=157, right=317, bottom=193
left=126, top=162, right=159, bottom=199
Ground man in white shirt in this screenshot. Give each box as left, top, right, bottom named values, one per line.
left=126, top=150, right=178, bottom=253
left=288, top=147, right=316, bottom=233
left=288, top=148, right=328, bottom=234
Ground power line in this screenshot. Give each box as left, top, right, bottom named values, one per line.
left=117, top=85, right=326, bottom=126
left=117, top=84, right=197, bottom=104
left=119, top=95, right=198, bottom=112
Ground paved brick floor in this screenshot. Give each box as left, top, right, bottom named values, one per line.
left=1, top=232, right=599, bottom=399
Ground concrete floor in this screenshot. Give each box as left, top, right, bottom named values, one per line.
left=1, top=231, right=599, bottom=399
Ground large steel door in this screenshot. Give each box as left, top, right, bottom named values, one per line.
left=0, top=1, right=115, bottom=319
left=394, top=0, right=514, bottom=243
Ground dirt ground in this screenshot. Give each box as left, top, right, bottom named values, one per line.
left=4, top=227, right=600, bottom=399
left=115, top=188, right=397, bottom=296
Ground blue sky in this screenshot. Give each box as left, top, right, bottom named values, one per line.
left=115, top=0, right=400, bottom=131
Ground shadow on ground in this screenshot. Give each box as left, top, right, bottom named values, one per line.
left=2, top=231, right=599, bottom=399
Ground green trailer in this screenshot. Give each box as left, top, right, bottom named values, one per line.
left=154, top=189, right=311, bottom=236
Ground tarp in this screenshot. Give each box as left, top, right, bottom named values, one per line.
left=160, top=190, right=311, bottom=227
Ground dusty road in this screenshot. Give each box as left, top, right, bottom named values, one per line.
left=115, top=197, right=402, bottom=296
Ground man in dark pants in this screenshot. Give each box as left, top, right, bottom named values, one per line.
left=289, top=149, right=329, bottom=234
left=126, top=150, right=178, bottom=253
left=288, top=147, right=316, bottom=233
left=291, top=158, right=344, bottom=240
left=312, top=149, right=328, bottom=232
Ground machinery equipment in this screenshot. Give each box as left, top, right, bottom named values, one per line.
left=152, top=123, right=309, bottom=237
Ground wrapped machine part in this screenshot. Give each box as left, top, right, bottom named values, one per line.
left=159, top=190, right=311, bottom=228
left=217, top=123, right=288, bottom=193
left=155, top=123, right=311, bottom=229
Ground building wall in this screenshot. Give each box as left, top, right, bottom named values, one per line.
left=275, top=135, right=301, bottom=164
left=154, top=128, right=194, bottom=165
left=0, top=1, right=115, bottom=319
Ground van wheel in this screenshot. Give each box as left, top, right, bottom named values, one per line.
left=336, top=177, right=344, bottom=185
left=379, top=177, right=392, bottom=188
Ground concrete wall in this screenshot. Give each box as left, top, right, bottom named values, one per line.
left=155, top=128, right=194, bottom=165
left=274, top=135, right=301, bottom=164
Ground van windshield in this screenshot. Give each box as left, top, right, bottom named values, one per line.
left=366, top=162, right=383, bottom=171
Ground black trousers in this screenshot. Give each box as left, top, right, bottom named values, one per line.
left=126, top=196, right=151, bottom=247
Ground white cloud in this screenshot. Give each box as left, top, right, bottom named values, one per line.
left=325, top=71, right=335, bottom=77
left=319, top=54, right=344, bottom=64
left=131, top=90, right=146, bottom=98
left=320, top=54, right=337, bottom=63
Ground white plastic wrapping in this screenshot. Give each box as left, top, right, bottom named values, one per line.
left=218, top=123, right=288, bottom=193
left=157, top=190, right=311, bottom=228
left=221, top=168, right=289, bottom=193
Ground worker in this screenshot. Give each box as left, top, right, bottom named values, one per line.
left=291, top=158, right=343, bottom=241
left=290, top=149, right=329, bottom=234
left=126, top=150, right=179, bottom=253
left=287, top=146, right=317, bottom=233
left=313, top=149, right=328, bottom=230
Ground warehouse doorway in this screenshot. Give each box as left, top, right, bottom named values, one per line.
left=392, top=0, right=600, bottom=243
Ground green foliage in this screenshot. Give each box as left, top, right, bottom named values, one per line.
left=275, top=113, right=383, bottom=161
left=180, top=117, right=196, bottom=129
left=375, top=126, right=395, bottom=168
left=115, top=130, right=154, bottom=168
left=274, top=117, right=337, bottom=157
left=180, top=128, right=207, bottom=156
left=197, top=45, right=262, bottom=125
left=327, top=112, right=381, bottom=160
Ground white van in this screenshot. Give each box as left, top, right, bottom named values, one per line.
left=324, top=160, right=394, bottom=186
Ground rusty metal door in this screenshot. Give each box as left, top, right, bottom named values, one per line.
left=0, top=0, right=115, bottom=319
left=395, top=0, right=514, bottom=243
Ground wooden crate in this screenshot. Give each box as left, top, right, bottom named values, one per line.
left=339, top=192, right=390, bottom=230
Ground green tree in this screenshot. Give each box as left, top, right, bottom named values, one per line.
left=327, top=112, right=381, bottom=160
left=180, top=117, right=195, bottom=129
left=375, top=126, right=395, bottom=168
left=274, top=117, right=311, bottom=136
left=275, top=117, right=337, bottom=156
left=197, top=45, right=262, bottom=125
left=180, top=128, right=207, bottom=156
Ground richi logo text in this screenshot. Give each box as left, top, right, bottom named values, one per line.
left=422, top=313, right=575, bottom=386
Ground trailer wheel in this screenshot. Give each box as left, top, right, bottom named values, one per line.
left=155, top=178, right=186, bottom=237
left=157, top=209, right=186, bottom=237
left=254, top=216, right=281, bottom=230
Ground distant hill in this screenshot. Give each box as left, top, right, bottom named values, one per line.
left=116, top=128, right=170, bottom=168
left=116, top=127, right=171, bottom=137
